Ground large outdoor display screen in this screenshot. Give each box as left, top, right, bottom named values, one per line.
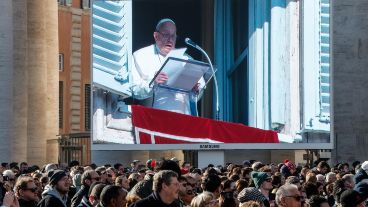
left=91, top=0, right=333, bottom=150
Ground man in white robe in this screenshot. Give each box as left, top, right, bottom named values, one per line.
left=131, top=18, right=204, bottom=115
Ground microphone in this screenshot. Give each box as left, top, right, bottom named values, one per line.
left=185, top=37, right=220, bottom=120
left=185, top=38, right=200, bottom=50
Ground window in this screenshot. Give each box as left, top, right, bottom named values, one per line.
left=92, top=1, right=132, bottom=94
left=82, top=0, right=90, bottom=9
left=58, top=0, right=66, bottom=6
left=214, top=0, right=249, bottom=123
left=85, top=84, right=91, bottom=131
left=59, top=53, right=64, bottom=71
left=301, top=0, right=330, bottom=131
left=59, top=81, right=64, bottom=129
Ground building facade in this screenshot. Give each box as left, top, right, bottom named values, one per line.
left=58, top=0, right=92, bottom=164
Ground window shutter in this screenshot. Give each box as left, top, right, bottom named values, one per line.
left=92, top=1, right=132, bottom=96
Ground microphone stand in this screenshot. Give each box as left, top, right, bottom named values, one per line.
left=186, top=41, right=220, bottom=120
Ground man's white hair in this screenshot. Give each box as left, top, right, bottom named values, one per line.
left=275, top=184, right=298, bottom=206
left=155, top=18, right=175, bottom=31
left=325, top=172, right=336, bottom=183
left=316, top=174, right=325, bottom=182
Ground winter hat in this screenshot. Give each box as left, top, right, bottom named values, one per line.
left=361, top=161, right=368, bottom=171
left=285, top=161, right=296, bottom=170
left=251, top=171, right=270, bottom=189
left=238, top=187, right=268, bottom=204
left=49, top=170, right=67, bottom=185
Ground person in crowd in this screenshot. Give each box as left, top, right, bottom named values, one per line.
left=235, top=179, right=248, bottom=195
left=19, top=162, right=29, bottom=175
left=115, top=175, right=130, bottom=191
left=302, top=182, right=319, bottom=200
left=307, top=195, right=329, bottom=207
left=130, top=160, right=141, bottom=173
left=128, top=173, right=141, bottom=190
left=71, top=170, right=100, bottom=207
left=300, top=166, right=310, bottom=182
left=285, top=176, right=301, bottom=190
left=191, top=191, right=219, bottom=207
left=202, top=173, right=222, bottom=199
left=313, top=161, right=330, bottom=175
left=3, top=191, right=20, bottom=207
left=77, top=182, right=105, bottom=207
left=340, top=182, right=368, bottom=207
left=325, top=172, right=337, bottom=185
left=178, top=176, right=194, bottom=207
left=251, top=172, right=273, bottom=202
left=275, top=184, right=302, bottom=207
left=306, top=172, right=318, bottom=184
left=37, top=170, right=70, bottom=207
left=354, top=161, right=368, bottom=184
left=251, top=162, right=265, bottom=172
left=316, top=174, right=325, bottom=185
left=239, top=200, right=262, bottom=207
left=338, top=163, right=350, bottom=174
left=280, top=161, right=296, bottom=178
left=15, top=176, right=39, bottom=207
left=180, top=181, right=195, bottom=207
left=128, top=172, right=154, bottom=200
left=126, top=193, right=141, bottom=207
left=97, top=185, right=127, bottom=207
left=237, top=187, right=268, bottom=207
left=181, top=162, right=191, bottom=175
left=342, top=174, right=355, bottom=189
left=219, top=190, right=237, bottom=207
left=131, top=170, right=181, bottom=207
left=113, top=163, right=124, bottom=176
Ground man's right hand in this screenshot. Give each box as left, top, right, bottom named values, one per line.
left=155, top=72, right=168, bottom=84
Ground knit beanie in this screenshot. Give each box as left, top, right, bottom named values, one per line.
left=49, top=170, right=67, bottom=185
left=238, top=187, right=268, bottom=204
left=285, top=161, right=296, bottom=170
left=251, top=171, right=270, bottom=189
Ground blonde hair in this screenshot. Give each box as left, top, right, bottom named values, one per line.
left=191, top=191, right=215, bottom=207
left=240, top=201, right=262, bottom=207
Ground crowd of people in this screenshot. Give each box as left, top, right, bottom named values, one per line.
left=0, top=158, right=367, bottom=207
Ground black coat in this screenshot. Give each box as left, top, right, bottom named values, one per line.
left=131, top=192, right=182, bottom=207
left=19, top=199, right=38, bottom=207
left=71, top=185, right=89, bottom=207
left=37, top=194, right=68, bottom=207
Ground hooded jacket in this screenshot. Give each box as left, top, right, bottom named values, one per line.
left=37, top=185, right=69, bottom=207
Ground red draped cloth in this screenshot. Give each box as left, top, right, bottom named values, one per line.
left=131, top=105, right=279, bottom=144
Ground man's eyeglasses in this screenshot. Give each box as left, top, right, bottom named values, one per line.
left=24, top=187, right=38, bottom=193
left=285, top=195, right=303, bottom=202
left=156, top=31, right=177, bottom=41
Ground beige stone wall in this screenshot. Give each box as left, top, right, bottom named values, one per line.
left=0, top=0, right=13, bottom=160
left=12, top=0, right=28, bottom=164
left=0, top=1, right=59, bottom=165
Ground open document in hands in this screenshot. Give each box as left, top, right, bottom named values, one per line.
left=150, top=48, right=210, bottom=91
